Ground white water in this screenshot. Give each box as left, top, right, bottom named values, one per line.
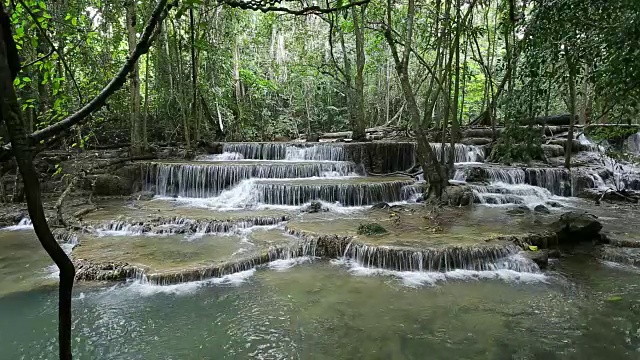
left=123, top=268, right=257, bottom=296
left=195, top=152, right=245, bottom=161
left=331, top=257, right=547, bottom=287
left=471, top=182, right=568, bottom=208
left=268, top=256, right=315, bottom=271
left=2, top=218, right=33, bottom=231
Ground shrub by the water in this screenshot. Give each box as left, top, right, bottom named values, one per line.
left=357, top=223, right=388, bottom=236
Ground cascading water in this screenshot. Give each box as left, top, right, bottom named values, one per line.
left=430, top=143, right=485, bottom=163
left=145, top=161, right=361, bottom=197
left=221, top=143, right=345, bottom=161
left=94, top=216, right=289, bottom=237
left=1, top=217, right=33, bottom=231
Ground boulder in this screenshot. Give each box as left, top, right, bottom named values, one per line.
left=522, top=249, right=549, bottom=269
left=550, top=211, right=603, bottom=243
left=89, top=174, right=132, bottom=196
left=541, top=144, right=565, bottom=158
left=444, top=185, right=473, bottom=206
left=533, top=204, right=550, bottom=214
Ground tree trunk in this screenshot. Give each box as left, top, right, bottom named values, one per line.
left=127, top=0, right=141, bottom=152
left=189, top=7, right=199, bottom=142
left=448, top=0, right=461, bottom=175
left=565, top=55, right=577, bottom=169
left=36, top=31, right=49, bottom=116
left=579, top=63, right=591, bottom=125
left=384, top=0, right=448, bottom=199
left=0, top=8, right=75, bottom=359
left=143, top=52, right=150, bottom=148
left=351, top=6, right=367, bottom=141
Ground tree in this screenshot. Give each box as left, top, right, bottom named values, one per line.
left=0, top=1, right=171, bottom=358
left=383, top=0, right=449, bottom=199
left=2, top=1, right=376, bottom=358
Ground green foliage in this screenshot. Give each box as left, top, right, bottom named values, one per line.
left=357, top=223, right=388, bottom=236
left=585, top=127, right=638, bottom=150
left=490, top=125, right=544, bottom=164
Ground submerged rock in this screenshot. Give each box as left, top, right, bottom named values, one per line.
left=550, top=211, right=603, bottom=243
left=507, top=205, right=531, bottom=216
left=599, top=246, right=640, bottom=267
left=130, top=190, right=155, bottom=201
left=357, top=222, right=388, bottom=236
left=547, top=201, right=564, bottom=208
left=371, top=202, right=390, bottom=209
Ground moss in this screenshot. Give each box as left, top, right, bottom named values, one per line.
left=357, top=222, right=388, bottom=236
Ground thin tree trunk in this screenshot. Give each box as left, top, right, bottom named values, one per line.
left=189, top=7, right=199, bottom=142
left=565, top=54, right=577, bottom=169
left=127, top=0, right=141, bottom=152
left=36, top=31, right=49, bottom=116
left=0, top=9, right=75, bottom=359
left=143, top=52, right=150, bottom=148
left=579, top=63, right=591, bottom=125
left=351, top=6, right=367, bottom=141
left=448, top=0, right=461, bottom=174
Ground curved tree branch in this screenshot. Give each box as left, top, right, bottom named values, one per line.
left=21, top=48, right=54, bottom=69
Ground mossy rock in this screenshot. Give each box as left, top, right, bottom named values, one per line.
left=357, top=222, right=388, bottom=236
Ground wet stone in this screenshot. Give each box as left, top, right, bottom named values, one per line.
left=534, top=204, right=550, bottom=214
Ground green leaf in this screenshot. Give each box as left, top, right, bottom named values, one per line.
left=607, top=296, right=623, bottom=302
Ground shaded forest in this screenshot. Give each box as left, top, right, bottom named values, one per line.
left=7, top=0, right=640, bottom=146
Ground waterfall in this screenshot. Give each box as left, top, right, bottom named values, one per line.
left=94, top=216, right=289, bottom=237
left=284, top=145, right=345, bottom=161
left=145, top=161, right=360, bottom=197
left=470, top=183, right=555, bottom=206
left=484, top=168, right=526, bottom=184
left=252, top=180, right=415, bottom=206
left=221, top=143, right=345, bottom=161
left=196, top=152, right=244, bottom=161
left=342, top=242, right=529, bottom=272
left=429, top=143, right=484, bottom=163
left=524, top=168, right=571, bottom=196
left=2, top=217, right=33, bottom=231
